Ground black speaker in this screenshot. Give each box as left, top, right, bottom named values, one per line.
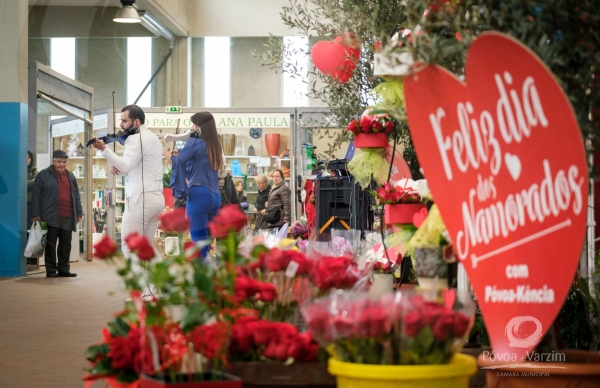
left=315, top=176, right=372, bottom=240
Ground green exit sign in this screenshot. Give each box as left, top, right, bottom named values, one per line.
left=166, top=106, right=182, bottom=113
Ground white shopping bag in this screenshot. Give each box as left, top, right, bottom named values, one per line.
left=24, top=221, right=48, bottom=258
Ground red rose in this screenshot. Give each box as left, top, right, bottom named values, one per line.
left=159, top=209, right=189, bottom=233
left=253, top=321, right=275, bottom=345
left=93, top=236, right=116, bottom=259
left=264, top=249, right=289, bottom=272
left=346, top=119, right=360, bottom=134
left=262, top=340, right=279, bottom=359
left=360, top=115, right=372, bottom=133
left=421, top=302, right=442, bottom=326
left=453, top=312, right=471, bottom=338
left=404, top=311, right=423, bottom=337
left=136, top=242, right=155, bottom=261
left=257, top=283, right=277, bottom=302
left=384, top=120, right=395, bottom=134
left=208, top=204, right=247, bottom=238
left=432, top=311, right=455, bottom=340
left=361, top=305, right=389, bottom=337
left=124, top=233, right=155, bottom=261
left=372, top=120, right=383, bottom=133
left=124, top=233, right=146, bottom=251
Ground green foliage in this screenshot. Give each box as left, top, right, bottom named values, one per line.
left=556, top=280, right=592, bottom=350
left=163, top=168, right=171, bottom=188
left=347, top=148, right=390, bottom=187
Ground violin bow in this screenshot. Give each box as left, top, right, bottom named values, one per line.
left=112, top=91, right=116, bottom=152
left=173, top=119, right=180, bottom=152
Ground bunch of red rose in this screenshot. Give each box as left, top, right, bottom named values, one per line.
left=234, top=274, right=277, bottom=303
left=346, top=115, right=395, bottom=135
left=233, top=316, right=318, bottom=362
left=85, top=318, right=189, bottom=382
left=403, top=295, right=471, bottom=340
left=309, top=255, right=362, bottom=292
left=301, top=292, right=400, bottom=364
left=263, top=248, right=313, bottom=274
left=193, top=315, right=319, bottom=364
left=375, top=182, right=421, bottom=205
left=399, top=293, right=474, bottom=365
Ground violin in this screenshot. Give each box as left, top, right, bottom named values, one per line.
left=86, top=127, right=139, bottom=147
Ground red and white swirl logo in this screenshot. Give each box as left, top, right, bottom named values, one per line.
left=505, top=316, right=543, bottom=348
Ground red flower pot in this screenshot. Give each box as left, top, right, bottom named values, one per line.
left=265, top=134, right=281, bottom=156
left=353, top=133, right=388, bottom=148
left=163, top=188, right=174, bottom=209
left=384, top=203, right=426, bottom=225
left=140, top=372, right=242, bottom=388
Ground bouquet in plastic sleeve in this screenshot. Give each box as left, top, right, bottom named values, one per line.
left=301, top=288, right=475, bottom=365
left=301, top=290, right=402, bottom=364
left=399, top=289, right=475, bottom=365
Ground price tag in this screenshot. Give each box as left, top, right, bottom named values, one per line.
left=285, top=260, right=300, bottom=278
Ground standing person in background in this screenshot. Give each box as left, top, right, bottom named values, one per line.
left=235, top=181, right=248, bottom=211
left=262, top=169, right=291, bottom=229
left=253, top=174, right=270, bottom=230
left=31, top=150, right=83, bottom=277
left=26, top=150, right=38, bottom=266
left=169, top=112, right=222, bottom=257
left=91, top=105, right=164, bottom=287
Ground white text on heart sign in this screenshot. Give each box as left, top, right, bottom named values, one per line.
left=425, top=71, right=585, bottom=265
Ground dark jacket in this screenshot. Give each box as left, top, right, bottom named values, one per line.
left=31, top=165, right=83, bottom=232
left=254, top=184, right=271, bottom=230
left=237, top=191, right=248, bottom=210
left=27, top=164, right=38, bottom=203
left=219, top=171, right=240, bottom=208
left=266, top=182, right=292, bottom=227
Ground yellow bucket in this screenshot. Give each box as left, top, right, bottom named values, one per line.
left=328, top=353, right=477, bottom=388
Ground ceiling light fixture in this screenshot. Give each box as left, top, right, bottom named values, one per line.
left=113, top=0, right=141, bottom=23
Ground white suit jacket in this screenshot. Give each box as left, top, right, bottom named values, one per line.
left=103, top=125, right=164, bottom=204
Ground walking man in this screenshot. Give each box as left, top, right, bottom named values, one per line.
left=31, top=150, right=83, bottom=277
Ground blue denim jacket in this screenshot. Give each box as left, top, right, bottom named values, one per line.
left=171, top=137, right=219, bottom=196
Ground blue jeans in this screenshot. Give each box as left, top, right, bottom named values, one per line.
left=187, top=185, right=221, bottom=257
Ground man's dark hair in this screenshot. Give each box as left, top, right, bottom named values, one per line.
left=121, top=105, right=145, bottom=124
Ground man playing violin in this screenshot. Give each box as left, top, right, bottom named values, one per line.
left=91, top=105, right=164, bottom=297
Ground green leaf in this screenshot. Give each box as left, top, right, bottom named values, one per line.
left=107, top=317, right=130, bottom=337
left=251, top=244, right=269, bottom=258
left=181, top=303, right=209, bottom=332
left=414, top=326, right=434, bottom=356
left=84, top=343, right=109, bottom=361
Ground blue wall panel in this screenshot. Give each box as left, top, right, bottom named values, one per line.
left=0, top=102, right=28, bottom=276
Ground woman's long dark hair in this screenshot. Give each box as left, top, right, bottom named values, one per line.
left=190, top=112, right=223, bottom=171
left=27, top=150, right=34, bottom=166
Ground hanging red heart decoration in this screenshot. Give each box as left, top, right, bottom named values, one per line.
left=311, top=35, right=360, bottom=83
left=404, top=32, right=588, bottom=361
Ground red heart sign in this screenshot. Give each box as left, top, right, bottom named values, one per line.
left=311, top=35, right=360, bottom=83
left=404, top=32, right=587, bottom=361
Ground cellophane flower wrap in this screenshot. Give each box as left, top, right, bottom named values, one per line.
left=400, top=289, right=475, bottom=365
left=301, top=290, right=402, bottom=364
left=301, top=288, right=474, bottom=365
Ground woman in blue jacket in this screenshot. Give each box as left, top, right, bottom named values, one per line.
left=167, top=112, right=223, bottom=256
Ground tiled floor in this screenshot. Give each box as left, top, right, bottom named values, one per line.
left=0, top=260, right=127, bottom=388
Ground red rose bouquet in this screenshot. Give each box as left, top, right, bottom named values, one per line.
left=374, top=182, right=422, bottom=205
left=346, top=115, right=395, bottom=136
left=400, top=289, right=474, bottom=365
left=301, top=291, right=402, bottom=364
left=301, top=288, right=474, bottom=365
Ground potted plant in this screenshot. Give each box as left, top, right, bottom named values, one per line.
left=373, top=180, right=426, bottom=226
left=346, top=113, right=395, bottom=149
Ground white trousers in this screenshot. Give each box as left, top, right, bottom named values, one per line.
left=121, top=191, right=165, bottom=274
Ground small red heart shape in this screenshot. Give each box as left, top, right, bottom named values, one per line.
left=412, top=207, right=428, bottom=227
left=443, top=288, right=456, bottom=310
left=311, top=35, right=359, bottom=83
left=404, top=32, right=588, bottom=360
